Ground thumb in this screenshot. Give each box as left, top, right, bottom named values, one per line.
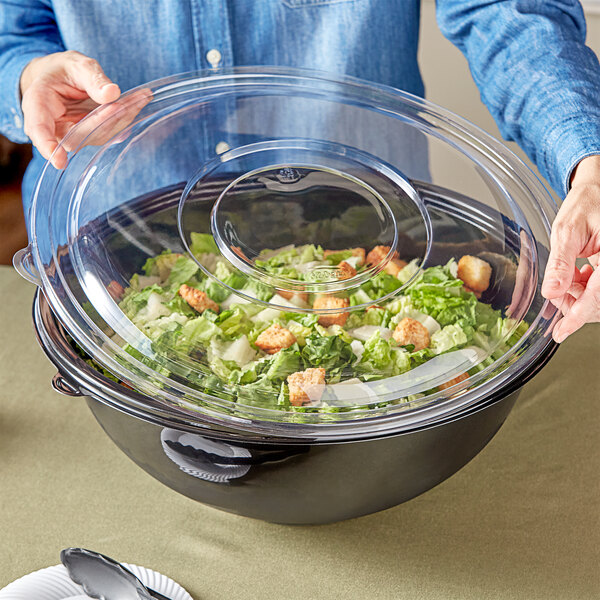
left=66, top=54, right=120, bottom=105
left=542, top=243, right=578, bottom=299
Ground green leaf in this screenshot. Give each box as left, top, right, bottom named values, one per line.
left=277, top=382, right=291, bottom=409
left=286, top=320, right=312, bottom=346
left=223, top=271, right=248, bottom=290
left=228, top=362, right=259, bottom=385
left=349, top=289, right=372, bottom=306
left=299, top=244, right=324, bottom=263
left=142, top=250, right=179, bottom=280
left=142, top=313, right=187, bottom=341
left=202, top=279, right=231, bottom=304
left=301, top=334, right=354, bottom=373
left=215, top=307, right=253, bottom=338
left=119, top=284, right=164, bottom=319
left=190, top=232, right=219, bottom=255
left=371, top=272, right=403, bottom=296
left=165, top=294, right=197, bottom=317
left=361, top=331, right=392, bottom=370
left=265, top=346, right=302, bottom=381
left=177, top=315, right=221, bottom=350
left=345, top=312, right=365, bottom=329
left=242, top=278, right=274, bottom=303
left=408, top=347, right=435, bottom=367
left=430, top=324, right=468, bottom=354
left=391, top=348, right=411, bottom=375
left=166, top=255, right=199, bottom=288
left=475, top=301, right=502, bottom=331
left=235, top=376, right=281, bottom=408
left=324, top=249, right=353, bottom=264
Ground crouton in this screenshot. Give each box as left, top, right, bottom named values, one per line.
left=178, top=284, right=220, bottom=314
left=392, top=317, right=430, bottom=350
left=438, top=372, right=469, bottom=390
left=232, top=246, right=248, bottom=261
left=255, top=323, right=297, bottom=354
left=107, top=280, right=125, bottom=301
left=287, top=367, right=326, bottom=406
left=457, top=255, right=492, bottom=293
left=277, top=289, right=310, bottom=303
left=324, top=247, right=366, bottom=266
left=463, top=285, right=482, bottom=299
left=337, top=260, right=357, bottom=280
left=313, top=295, right=350, bottom=327
left=366, top=245, right=399, bottom=266
left=384, top=258, right=408, bottom=278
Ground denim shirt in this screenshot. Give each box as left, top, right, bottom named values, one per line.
left=0, top=0, right=599, bottom=210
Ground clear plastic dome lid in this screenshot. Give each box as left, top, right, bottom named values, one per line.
left=17, top=68, right=560, bottom=431
left=178, top=139, right=430, bottom=309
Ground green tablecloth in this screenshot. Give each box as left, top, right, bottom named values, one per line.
left=1, top=266, right=598, bottom=599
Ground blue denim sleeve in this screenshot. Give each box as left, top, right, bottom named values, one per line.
left=436, top=0, right=600, bottom=197
left=0, top=0, right=64, bottom=143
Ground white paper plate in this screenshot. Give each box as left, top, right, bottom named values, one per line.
left=0, top=562, right=193, bottom=599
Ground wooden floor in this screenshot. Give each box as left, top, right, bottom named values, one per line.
left=0, top=136, right=30, bottom=265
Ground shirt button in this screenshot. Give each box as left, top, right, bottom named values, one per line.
left=206, top=49, right=222, bottom=68
left=215, top=141, right=230, bottom=155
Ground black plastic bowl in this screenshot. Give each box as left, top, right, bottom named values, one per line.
left=31, top=182, right=557, bottom=524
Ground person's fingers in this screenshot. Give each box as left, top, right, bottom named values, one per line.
left=95, top=88, right=153, bottom=144
left=60, top=96, right=100, bottom=121
left=579, top=263, right=594, bottom=284
left=542, top=219, right=581, bottom=300
left=541, top=297, right=558, bottom=320
left=560, top=295, right=577, bottom=315
left=25, top=113, right=57, bottom=159
left=65, top=53, right=121, bottom=105
left=566, top=282, right=585, bottom=300
left=549, top=296, right=563, bottom=308
left=60, top=88, right=153, bottom=152
left=22, top=86, right=69, bottom=168
left=552, top=267, right=600, bottom=342
left=58, top=101, right=122, bottom=152
left=55, top=120, right=76, bottom=140
left=49, top=146, right=69, bottom=169
left=551, top=316, right=567, bottom=341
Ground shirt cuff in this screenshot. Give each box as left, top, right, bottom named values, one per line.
left=0, top=51, right=53, bottom=144
left=540, top=116, right=600, bottom=198
left=563, top=150, right=600, bottom=195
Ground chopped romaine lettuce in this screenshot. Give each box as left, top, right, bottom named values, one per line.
left=265, top=346, right=302, bottom=381
left=201, top=278, right=231, bottom=304
left=143, top=250, right=180, bottom=281
left=430, top=324, right=469, bottom=354
left=358, top=330, right=392, bottom=372
left=301, top=334, right=354, bottom=374
left=190, top=232, right=219, bottom=255
left=120, top=284, right=164, bottom=319
left=111, top=239, right=528, bottom=413
left=324, top=249, right=353, bottom=264
left=286, top=320, right=312, bottom=346
left=165, top=255, right=199, bottom=289
left=178, top=315, right=221, bottom=348
left=242, top=278, right=274, bottom=302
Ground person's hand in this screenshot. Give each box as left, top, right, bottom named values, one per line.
left=20, top=51, right=122, bottom=169
left=542, top=155, right=600, bottom=342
